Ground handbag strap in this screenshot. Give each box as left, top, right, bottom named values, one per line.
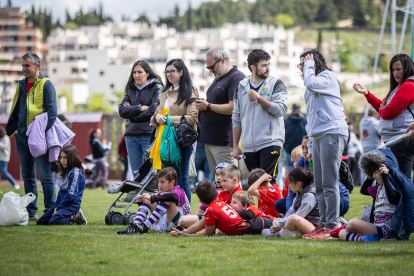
left=166, top=115, right=172, bottom=125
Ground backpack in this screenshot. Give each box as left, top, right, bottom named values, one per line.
left=160, top=115, right=181, bottom=168
left=339, top=160, right=354, bottom=192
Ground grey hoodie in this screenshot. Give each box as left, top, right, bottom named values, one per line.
left=359, top=116, right=381, bottom=149
left=303, top=60, right=348, bottom=154
left=232, top=75, right=287, bottom=152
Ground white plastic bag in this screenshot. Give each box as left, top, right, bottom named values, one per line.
left=0, top=192, right=36, bottom=226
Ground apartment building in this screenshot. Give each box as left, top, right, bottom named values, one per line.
left=0, top=7, right=44, bottom=113
left=47, top=21, right=303, bottom=108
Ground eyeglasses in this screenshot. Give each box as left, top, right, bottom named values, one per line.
left=164, top=69, right=180, bottom=75
left=297, top=63, right=304, bottom=68
left=206, top=58, right=221, bottom=70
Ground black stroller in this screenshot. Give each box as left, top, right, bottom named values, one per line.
left=105, top=142, right=158, bottom=225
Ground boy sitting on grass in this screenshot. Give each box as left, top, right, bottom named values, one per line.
left=171, top=180, right=271, bottom=237
left=248, top=168, right=283, bottom=217
left=231, top=191, right=274, bottom=221
left=117, top=167, right=191, bottom=234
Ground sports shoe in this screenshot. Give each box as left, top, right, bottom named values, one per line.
left=117, top=226, right=138, bottom=235
left=279, top=228, right=303, bottom=238
left=130, top=221, right=149, bottom=234
left=330, top=224, right=347, bottom=239
left=303, top=225, right=322, bottom=239
left=75, top=209, right=88, bottom=225
left=14, top=184, right=20, bottom=189
left=310, top=227, right=333, bottom=239
left=339, top=216, right=348, bottom=225
left=29, top=214, right=38, bottom=221
left=262, top=229, right=280, bottom=237
left=363, top=233, right=380, bottom=242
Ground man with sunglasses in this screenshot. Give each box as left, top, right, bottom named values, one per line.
left=195, top=47, right=245, bottom=177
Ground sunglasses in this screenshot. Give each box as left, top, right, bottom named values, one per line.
left=297, top=63, right=304, bottom=68
left=206, top=58, right=221, bottom=70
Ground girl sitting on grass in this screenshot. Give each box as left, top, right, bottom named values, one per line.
left=263, top=167, right=320, bottom=237
left=37, top=145, right=87, bottom=226
left=331, top=149, right=414, bottom=241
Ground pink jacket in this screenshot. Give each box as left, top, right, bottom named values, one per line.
left=26, top=112, right=75, bottom=161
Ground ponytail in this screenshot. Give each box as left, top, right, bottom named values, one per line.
left=288, top=167, right=314, bottom=188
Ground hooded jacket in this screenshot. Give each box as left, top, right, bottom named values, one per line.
left=284, top=111, right=307, bottom=154
left=118, top=79, right=163, bottom=136
left=53, top=167, right=85, bottom=212
left=232, top=75, right=288, bottom=152
left=303, top=60, right=348, bottom=154
left=379, top=148, right=414, bottom=240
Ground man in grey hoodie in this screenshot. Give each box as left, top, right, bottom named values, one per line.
left=232, top=49, right=288, bottom=178
left=359, top=108, right=381, bottom=152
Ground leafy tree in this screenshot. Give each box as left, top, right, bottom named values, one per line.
left=136, top=14, right=150, bottom=25
left=63, top=22, right=78, bottom=30
left=84, top=93, right=113, bottom=113
left=7, top=0, right=12, bottom=7
left=274, top=14, right=295, bottom=28
left=352, top=0, right=367, bottom=27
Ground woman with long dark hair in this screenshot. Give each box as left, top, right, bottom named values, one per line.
left=119, top=60, right=164, bottom=175
left=353, top=53, right=414, bottom=177
left=150, top=58, right=199, bottom=203
left=298, top=49, right=348, bottom=239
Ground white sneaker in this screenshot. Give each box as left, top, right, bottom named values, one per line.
left=339, top=217, right=348, bottom=225
left=262, top=229, right=279, bottom=237
left=14, top=184, right=20, bottom=189
left=279, top=228, right=303, bottom=237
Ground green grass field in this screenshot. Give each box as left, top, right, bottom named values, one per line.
left=1, top=184, right=414, bottom=276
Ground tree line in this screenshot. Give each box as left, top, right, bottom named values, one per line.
left=23, top=0, right=399, bottom=41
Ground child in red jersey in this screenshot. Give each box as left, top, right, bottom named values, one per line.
left=231, top=191, right=275, bottom=221
left=218, top=165, right=244, bottom=203
left=248, top=168, right=283, bottom=217
left=171, top=180, right=271, bottom=237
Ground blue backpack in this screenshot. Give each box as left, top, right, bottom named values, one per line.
left=160, top=116, right=181, bottom=168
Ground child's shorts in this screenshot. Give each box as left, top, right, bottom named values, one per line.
left=375, top=212, right=397, bottom=240
left=151, top=211, right=182, bottom=233
left=247, top=217, right=273, bottom=234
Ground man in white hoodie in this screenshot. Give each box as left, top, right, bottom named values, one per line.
left=359, top=108, right=381, bottom=152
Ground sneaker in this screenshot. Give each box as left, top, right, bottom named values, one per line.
left=75, top=209, right=88, bottom=225
left=363, top=233, right=380, bottom=242
left=303, top=225, right=322, bottom=239
left=279, top=228, right=303, bottom=238
left=175, top=226, right=185, bottom=231
left=14, top=184, right=20, bottom=189
left=310, top=227, right=333, bottom=239
left=130, top=221, right=149, bottom=234
left=330, top=224, right=347, bottom=239
left=29, top=214, right=39, bottom=221
left=117, top=226, right=138, bottom=235
left=262, top=229, right=280, bottom=237
left=339, top=216, right=348, bottom=225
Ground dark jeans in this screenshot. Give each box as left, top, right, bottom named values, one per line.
left=37, top=207, right=76, bottom=225
left=275, top=196, right=349, bottom=217
left=244, top=145, right=281, bottom=178
left=347, top=156, right=361, bottom=186
left=389, top=138, right=414, bottom=179
left=174, top=144, right=193, bottom=204
left=0, top=160, right=17, bottom=187
left=15, top=133, right=55, bottom=216
left=120, top=157, right=128, bottom=181
left=194, top=148, right=212, bottom=184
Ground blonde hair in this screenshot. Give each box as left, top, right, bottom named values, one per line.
left=291, top=145, right=303, bottom=160
left=232, top=191, right=255, bottom=207
left=219, top=165, right=241, bottom=182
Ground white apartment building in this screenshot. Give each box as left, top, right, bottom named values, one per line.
left=47, top=21, right=304, bottom=108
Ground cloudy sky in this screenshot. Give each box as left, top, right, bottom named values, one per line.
left=12, top=0, right=253, bottom=23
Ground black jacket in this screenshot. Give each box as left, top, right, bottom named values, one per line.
left=283, top=111, right=307, bottom=154
left=118, top=80, right=163, bottom=136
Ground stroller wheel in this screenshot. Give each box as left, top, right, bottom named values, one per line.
left=110, top=212, right=123, bottom=225
left=105, top=212, right=112, bottom=225
left=123, top=212, right=136, bottom=225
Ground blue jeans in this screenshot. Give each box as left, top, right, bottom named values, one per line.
left=194, top=148, right=212, bottom=184
left=37, top=207, right=76, bottom=225
left=15, top=133, right=55, bottom=216
left=125, top=135, right=151, bottom=176
left=0, top=160, right=17, bottom=187
left=275, top=198, right=286, bottom=214
left=174, top=145, right=193, bottom=204
left=339, top=196, right=350, bottom=217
